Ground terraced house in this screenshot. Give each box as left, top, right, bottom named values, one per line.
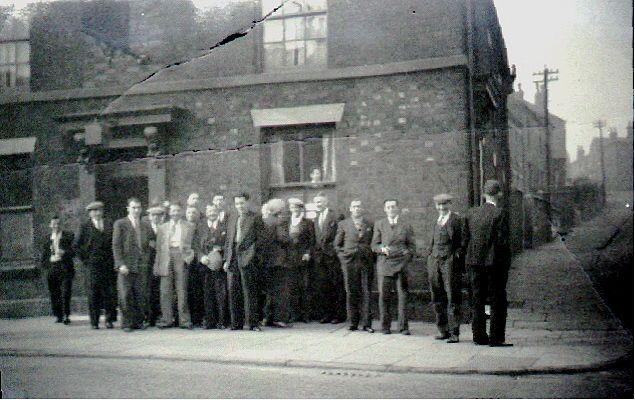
left=0, top=0, right=514, bottom=315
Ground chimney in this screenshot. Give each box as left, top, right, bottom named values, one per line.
left=516, top=83, right=524, bottom=100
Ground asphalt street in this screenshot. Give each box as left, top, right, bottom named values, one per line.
left=1, top=355, right=632, bottom=398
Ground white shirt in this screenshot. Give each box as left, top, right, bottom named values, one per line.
left=437, top=212, right=450, bottom=226
left=50, top=230, right=62, bottom=262
left=151, top=222, right=158, bottom=234
left=169, top=220, right=182, bottom=248
left=128, top=215, right=141, bottom=246
left=486, top=200, right=497, bottom=207
left=318, top=208, right=329, bottom=229
left=388, top=215, right=399, bottom=225
left=208, top=218, right=218, bottom=230
left=291, top=215, right=303, bottom=226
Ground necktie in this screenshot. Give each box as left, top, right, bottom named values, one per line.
left=132, top=219, right=141, bottom=247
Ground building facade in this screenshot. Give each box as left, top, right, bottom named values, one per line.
left=0, top=0, right=514, bottom=314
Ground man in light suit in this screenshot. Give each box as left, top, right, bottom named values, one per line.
left=112, top=197, right=149, bottom=332
left=154, top=202, right=195, bottom=329
left=223, top=193, right=264, bottom=331
left=313, top=194, right=345, bottom=324
left=75, top=201, right=117, bottom=330
left=371, top=199, right=416, bottom=335
left=426, top=194, right=466, bottom=343
left=334, top=200, right=375, bottom=333
left=41, top=215, right=75, bottom=325
left=464, top=180, right=512, bottom=347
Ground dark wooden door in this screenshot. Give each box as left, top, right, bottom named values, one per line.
left=96, top=175, right=149, bottom=222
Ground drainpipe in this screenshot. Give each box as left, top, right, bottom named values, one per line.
left=464, top=0, right=477, bottom=207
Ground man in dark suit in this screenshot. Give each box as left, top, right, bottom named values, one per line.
left=312, top=194, right=345, bottom=324
left=334, top=200, right=375, bottom=333
left=185, top=204, right=205, bottom=327
left=426, top=194, right=466, bottom=343
left=112, top=197, right=149, bottom=332
left=464, top=180, right=512, bottom=347
left=74, top=201, right=117, bottom=329
left=41, top=215, right=75, bottom=325
left=141, top=204, right=163, bottom=327
left=371, top=199, right=416, bottom=335
left=223, top=193, right=264, bottom=331
left=194, top=204, right=228, bottom=329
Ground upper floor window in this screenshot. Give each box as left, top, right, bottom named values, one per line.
left=262, top=0, right=327, bottom=72
left=0, top=41, right=30, bottom=88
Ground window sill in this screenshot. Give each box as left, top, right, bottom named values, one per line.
left=0, top=205, right=33, bottom=213
left=0, top=259, right=37, bottom=272
left=269, top=181, right=336, bottom=189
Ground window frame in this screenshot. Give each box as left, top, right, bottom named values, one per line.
left=261, top=1, right=328, bottom=72
left=0, top=40, right=30, bottom=89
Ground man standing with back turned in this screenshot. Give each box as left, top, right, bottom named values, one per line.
left=464, top=180, right=512, bottom=347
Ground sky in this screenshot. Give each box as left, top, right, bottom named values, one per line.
left=3, top=0, right=633, bottom=161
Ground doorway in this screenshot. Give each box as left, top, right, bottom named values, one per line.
left=96, top=174, right=149, bottom=222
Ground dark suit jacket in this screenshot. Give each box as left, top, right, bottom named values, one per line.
left=426, top=212, right=466, bottom=259
left=371, top=217, right=416, bottom=276
left=41, top=231, right=75, bottom=273
left=112, top=217, right=149, bottom=274
left=224, top=211, right=263, bottom=271
left=464, top=202, right=508, bottom=266
left=194, top=219, right=228, bottom=259
left=74, top=219, right=114, bottom=276
left=141, top=220, right=158, bottom=271
left=334, top=217, right=374, bottom=269
left=312, top=209, right=340, bottom=261
left=279, top=217, right=315, bottom=269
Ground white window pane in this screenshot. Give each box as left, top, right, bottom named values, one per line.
left=5, top=43, right=15, bottom=63
left=264, top=43, right=286, bottom=71
left=305, top=39, right=326, bottom=66
left=262, top=0, right=283, bottom=16
left=305, top=0, right=327, bottom=12
left=263, top=20, right=284, bottom=43
left=284, top=17, right=305, bottom=41
left=16, top=42, right=29, bottom=63
left=283, top=0, right=305, bottom=15
left=285, top=41, right=305, bottom=66
left=306, top=14, right=327, bottom=38
left=16, top=64, right=29, bottom=86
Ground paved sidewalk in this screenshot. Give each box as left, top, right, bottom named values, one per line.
left=1, top=240, right=632, bottom=375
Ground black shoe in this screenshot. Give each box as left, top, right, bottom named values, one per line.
left=320, top=317, right=331, bottom=324
left=273, top=321, right=288, bottom=328
left=63, top=318, right=71, bottom=325
left=180, top=323, right=194, bottom=330
left=250, top=326, right=263, bottom=332
left=331, top=318, right=344, bottom=324
left=473, top=339, right=489, bottom=345
left=348, top=326, right=358, bottom=331
left=447, top=334, right=459, bottom=343
left=400, top=329, right=411, bottom=336
left=55, top=317, right=63, bottom=323
left=230, top=326, right=243, bottom=330
left=216, top=323, right=226, bottom=330
left=489, top=342, right=513, bottom=347
left=382, top=329, right=391, bottom=335
left=435, top=332, right=451, bottom=340
left=123, top=327, right=134, bottom=333
left=91, top=325, right=99, bottom=330
left=106, top=322, right=114, bottom=329
left=158, top=323, right=175, bottom=329
left=362, top=326, right=375, bottom=333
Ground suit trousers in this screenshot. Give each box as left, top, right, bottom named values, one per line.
left=261, top=265, right=283, bottom=324
left=227, top=258, right=260, bottom=329
left=315, top=255, right=346, bottom=321
left=117, top=271, right=144, bottom=329
left=47, top=264, right=74, bottom=319
left=187, top=262, right=206, bottom=325
left=160, top=249, right=191, bottom=326
left=141, top=261, right=161, bottom=325
left=427, top=256, right=462, bottom=336
left=468, top=264, right=509, bottom=344
left=287, top=265, right=311, bottom=323
left=378, top=270, right=409, bottom=332
left=342, top=261, right=372, bottom=328
left=84, top=269, right=117, bottom=327
left=203, top=268, right=228, bottom=327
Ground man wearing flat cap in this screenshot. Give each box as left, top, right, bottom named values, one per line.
left=464, top=179, right=512, bottom=347
left=74, top=201, right=117, bottom=329
left=426, top=194, right=466, bottom=343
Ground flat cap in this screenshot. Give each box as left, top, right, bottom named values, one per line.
left=147, top=204, right=165, bottom=215
left=85, top=201, right=104, bottom=211
left=287, top=197, right=304, bottom=207
left=483, top=179, right=502, bottom=196
left=433, top=193, right=453, bottom=204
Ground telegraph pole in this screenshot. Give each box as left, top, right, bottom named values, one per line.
left=533, top=66, right=559, bottom=227
left=593, top=119, right=607, bottom=206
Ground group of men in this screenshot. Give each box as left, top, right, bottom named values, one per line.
left=42, top=179, right=512, bottom=347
